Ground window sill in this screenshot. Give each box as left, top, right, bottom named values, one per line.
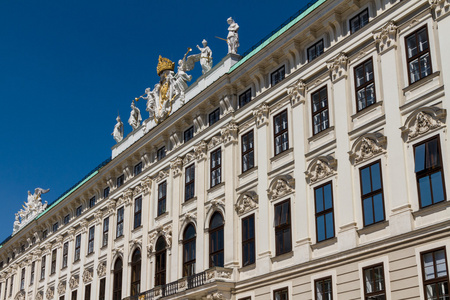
left=101, top=244, right=108, bottom=250
left=238, top=263, right=256, bottom=272
left=183, top=196, right=197, bottom=204
left=270, top=147, right=293, bottom=162
left=207, top=182, right=225, bottom=194
left=73, top=259, right=80, bottom=263
left=86, top=252, right=95, bottom=258
left=61, top=266, right=67, bottom=271
left=132, top=225, right=143, bottom=233
left=308, top=126, right=335, bottom=143
left=413, top=199, right=450, bottom=219
left=155, top=211, right=169, bottom=221
left=271, top=251, right=293, bottom=263
left=114, top=235, right=124, bottom=242
left=310, top=237, right=337, bottom=250
left=357, top=220, right=389, bottom=235
left=403, top=71, right=440, bottom=94
left=351, top=101, right=383, bottom=121
left=238, top=166, right=258, bottom=179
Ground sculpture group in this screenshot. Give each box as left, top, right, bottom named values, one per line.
left=13, top=188, right=50, bottom=235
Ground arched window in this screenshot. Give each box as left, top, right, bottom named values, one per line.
left=130, top=249, right=141, bottom=296
left=209, top=212, right=224, bottom=267
left=155, top=237, right=167, bottom=286
left=113, top=258, right=123, bottom=300
left=183, top=224, right=196, bottom=277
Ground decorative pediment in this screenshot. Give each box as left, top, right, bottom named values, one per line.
left=221, top=122, right=239, bottom=145
left=155, top=170, right=169, bottom=182
left=179, top=212, right=197, bottom=242
left=235, top=191, right=259, bottom=216
left=57, top=281, right=66, bottom=295
left=69, top=275, right=79, bottom=290
left=287, top=79, right=306, bottom=107
left=133, top=184, right=143, bottom=197
left=45, top=287, right=54, bottom=300
left=82, top=268, right=93, bottom=284
left=148, top=224, right=172, bottom=254
left=253, top=103, right=269, bottom=128
left=194, top=141, right=208, bottom=161
left=97, top=261, right=107, bottom=278
left=170, top=157, right=183, bottom=177
left=327, top=53, right=348, bottom=82
left=14, top=290, right=25, bottom=300
left=373, top=21, right=397, bottom=52
left=401, top=107, right=446, bottom=141
left=349, top=133, right=387, bottom=164
left=267, top=175, right=295, bottom=201
left=305, top=156, right=337, bottom=182
left=208, top=136, right=223, bottom=150
left=183, top=152, right=195, bottom=165
left=35, top=291, right=43, bottom=300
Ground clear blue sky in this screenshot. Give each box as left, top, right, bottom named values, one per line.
left=0, top=0, right=311, bottom=242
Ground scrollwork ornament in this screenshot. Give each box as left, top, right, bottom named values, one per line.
left=194, top=141, right=207, bottom=161
left=141, top=177, right=152, bottom=195
left=45, top=287, right=54, bottom=300
left=69, top=275, right=79, bottom=290
left=14, top=290, right=25, bottom=300
left=155, top=170, right=169, bottom=182
left=235, top=192, right=258, bottom=215
left=170, top=157, right=183, bottom=177
left=57, top=281, right=66, bottom=295
left=429, top=0, right=450, bottom=19
left=287, top=79, right=306, bottom=107
left=82, top=268, right=93, bottom=284
left=373, top=21, right=397, bottom=52
left=349, top=134, right=387, bottom=164
left=97, top=261, right=107, bottom=278
left=207, top=136, right=223, bottom=150
left=35, top=291, right=43, bottom=300
left=267, top=176, right=295, bottom=200
left=220, top=122, right=239, bottom=145
left=253, top=103, right=269, bottom=128
left=327, top=53, right=348, bottom=82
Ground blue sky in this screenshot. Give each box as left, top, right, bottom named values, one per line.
left=0, top=0, right=312, bottom=241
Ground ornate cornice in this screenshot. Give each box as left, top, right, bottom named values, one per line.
left=220, top=122, right=239, bottom=145
left=327, top=53, right=348, bottom=82
left=287, top=79, right=306, bottom=107
left=373, top=21, right=397, bottom=53
left=207, top=136, right=223, bottom=150
left=253, top=103, right=269, bottom=128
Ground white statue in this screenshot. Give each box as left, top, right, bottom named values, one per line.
left=13, top=213, right=20, bottom=232
left=167, top=49, right=197, bottom=103
left=13, top=188, right=49, bottom=235
left=112, top=115, right=124, bottom=143
left=128, top=101, right=142, bottom=130
left=227, top=17, right=240, bottom=54
left=140, top=84, right=160, bottom=119
left=196, top=39, right=213, bottom=74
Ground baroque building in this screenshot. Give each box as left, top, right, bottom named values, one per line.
left=1, top=0, right=450, bottom=299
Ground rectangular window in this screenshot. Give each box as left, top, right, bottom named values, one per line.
left=315, top=277, right=333, bottom=300
left=53, top=222, right=59, bottom=232
left=116, top=207, right=124, bottom=238
left=406, top=26, right=432, bottom=84
left=315, top=182, right=335, bottom=242
left=242, top=130, right=254, bottom=173
left=157, top=146, right=166, bottom=160
left=62, top=242, right=68, bottom=269
left=88, top=226, right=95, bottom=254
left=312, top=86, right=329, bottom=135
left=185, top=164, right=195, bottom=201
left=71, top=290, right=77, bottom=300
left=134, top=162, right=142, bottom=176
left=209, top=108, right=220, bottom=126
left=273, top=287, right=288, bottom=300
left=103, top=186, right=110, bottom=199
left=40, top=256, right=46, bottom=280
left=4, top=279, right=6, bottom=300
left=99, top=278, right=106, bottom=300
left=242, top=214, right=255, bottom=267
left=414, top=136, right=446, bottom=208
left=158, top=182, right=167, bottom=216
left=74, top=234, right=81, bottom=262
left=64, top=214, right=70, bottom=225
left=184, top=126, right=194, bottom=143
left=274, top=200, right=292, bottom=256
left=307, top=39, right=324, bottom=62
left=421, top=248, right=450, bottom=300
left=89, top=196, right=96, bottom=208
left=350, top=8, right=369, bottom=33
left=271, top=66, right=285, bottom=86
left=363, top=264, right=385, bottom=299
left=239, top=89, right=252, bottom=108
left=20, top=268, right=25, bottom=290
left=102, top=217, right=109, bottom=247
left=85, top=284, right=91, bottom=300
left=117, top=174, right=124, bottom=188
left=30, top=261, right=35, bottom=285
left=360, top=161, right=385, bottom=226
left=60, top=296, right=64, bottom=300
left=8, top=276, right=12, bottom=297
left=51, top=249, right=57, bottom=274
left=210, top=149, right=222, bottom=187
left=354, top=58, right=376, bottom=111
left=76, top=206, right=82, bottom=217
left=42, top=229, right=48, bottom=239
left=274, top=110, right=289, bottom=155
left=134, top=196, right=142, bottom=229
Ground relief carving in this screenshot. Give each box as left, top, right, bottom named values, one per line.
left=287, top=79, right=306, bottom=107
left=253, top=103, right=269, bottom=128
left=69, top=275, right=79, bottom=290
left=401, top=107, right=446, bottom=141
left=373, top=21, right=397, bottom=52
left=221, top=122, right=239, bottom=145
left=306, top=156, right=337, bottom=182
left=57, top=281, right=66, bottom=295
left=45, top=287, right=54, bottom=300
left=194, top=141, right=208, bottom=161
left=327, top=53, right=348, bottom=82
left=235, top=192, right=258, bottom=215
left=82, top=268, right=93, bottom=283
left=208, top=136, right=223, bottom=150
left=267, top=175, right=295, bottom=200
left=349, top=133, right=387, bottom=164
left=170, top=157, right=183, bottom=177
left=97, top=261, right=107, bottom=278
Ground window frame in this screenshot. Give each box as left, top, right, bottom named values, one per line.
left=157, top=181, right=167, bottom=216
left=53, top=222, right=59, bottom=233
left=354, top=58, right=376, bottom=112
left=130, top=249, right=141, bottom=297
left=314, top=181, right=335, bottom=243
left=40, top=255, right=46, bottom=280
left=271, top=66, right=286, bottom=86
left=62, top=242, right=69, bottom=269
left=116, top=207, right=124, bottom=238
left=405, top=25, right=433, bottom=85
left=134, top=162, right=142, bottom=176
left=51, top=248, right=57, bottom=274
left=74, top=234, right=81, bottom=262
left=184, top=126, right=194, bottom=143
left=84, top=283, right=91, bottom=300
left=134, top=196, right=142, bottom=229
left=117, top=174, right=124, bottom=188
left=155, top=237, right=167, bottom=286
left=274, top=199, right=292, bottom=256
left=241, top=130, right=255, bottom=173
left=185, top=164, right=195, bottom=202
left=102, top=217, right=109, bottom=247
left=273, top=110, right=289, bottom=156
left=307, top=39, right=324, bottom=62
left=210, top=148, right=222, bottom=188
left=88, top=226, right=95, bottom=254
left=209, top=212, right=224, bottom=268
left=273, top=287, right=289, bottom=300
left=103, top=187, right=110, bottom=199
left=89, top=196, right=96, bottom=208
left=350, top=8, right=369, bottom=34
left=242, top=214, right=255, bottom=267
left=20, top=268, right=25, bottom=290
left=359, top=160, right=385, bottom=227
left=314, top=276, right=333, bottom=300
left=157, top=146, right=166, bottom=161
left=311, top=86, right=329, bottom=136
left=362, top=263, right=386, bottom=299
left=209, top=108, right=220, bottom=126
left=64, top=214, right=70, bottom=225
left=76, top=206, right=82, bottom=217
left=30, top=261, right=35, bottom=285
left=420, top=247, right=450, bottom=300
left=239, top=88, right=252, bottom=108
left=183, top=224, right=196, bottom=277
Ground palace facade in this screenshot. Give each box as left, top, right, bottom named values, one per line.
left=1, top=0, right=450, bottom=299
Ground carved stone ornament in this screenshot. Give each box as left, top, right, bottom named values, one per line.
left=220, top=94, right=235, bottom=116
left=82, top=268, right=93, bottom=284
left=45, top=287, right=54, bottom=300
left=194, top=141, right=208, bottom=161
left=208, top=135, right=223, bottom=150
left=221, top=121, right=239, bottom=145
left=267, top=175, right=295, bottom=200
left=97, top=261, right=107, bottom=278
left=287, top=79, right=306, bottom=107
left=148, top=224, right=172, bottom=254
left=235, top=192, right=259, bottom=216
left=141, top=176, right=152, bottom=194
left=327, top=53, right=348, bottom=82
left=124, top=188, right=134, bottom=205
left=306, top=156, right=338, bottom=182
left=203, top=292, right=224, bottom=300
left=133, top=184, right=143, bottom=197
left=180, top=212, right=197, bottom=225
left=57, top=281, right=66, bottom=295
left=183, top=152, right=195, bottom=166
left=35, top=291, right=43, bottom=300
left=429, top=0, right=450, bottom=19
left=13, top=188, right=50, bottom=235
left=170, top=157, right=183, bottom=177
left=373, top=21, right=397, bottom=52
left=14, top=290, right=25, bottom=300
left=401, top=107, right=446, bottom=141
left=253, top=103, right=269, bottom=128
left=69, top=275, right=79, bottom=290
left=155, top=170, right=169, bottom=182
left=349, top=133, right=387, bottom=163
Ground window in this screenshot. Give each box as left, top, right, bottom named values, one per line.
left=53, top=222, right=59, bottom=232
left=113, top=258, right=123, bottom=300
left=51, top=249, right=57, bottom=274
left=184, top=126, right=194, bottom=143
left=117, top=174, right=124, bottom=188
left=8, top=276, right=12, bottom=297
left=71, top=290, right=77, bottom=300
left=242, top=130, right=254, bottom=173
left=363, top=264, right=385, bottom=299
left=76, top=205, right=82, bottom=217
left=271, top=66, right=285, bottom=86
left=102, top=217, right=109, bottom=247
left=183, top=224, right=196, bottom=277
left=99, top=278, right=106, bottom=300
left=20, top=268, right=25, bottom=290
left=42, top=229, right=48, bottom=239
left=274, top=110, right=289, bottom=155
left=3, top=279, right=6, bottom=300
left=84, top=284, right=91, bottom=300
left=312, top=86, right=329, bottom=135
left=350, top=9, right=369, bottom=33
left=64, top=214, right=70, bottom=225
left=274, top=200, right=292, bottom=255
left=406, top=26, right=432, bottom=84
left=421, top=248, right=449, bottom=300
left=239, top=89, right=252, bottom=108
left=354, top=59, right=376, bottom=111
left=0, top=261, right=3, bottom=269
left=60, top=296, right=64, bottom=300
left=40, top=256, right=46, bottom=280
left=308, top=39, right=324, bottom=62
left=315, top=277, right=333, bottom=300
left=210, top=149, right=222, bottom=187
left=185, top=164, right=195, bottom=201
left=273, top=287, right=288, bottom=300
left=209, top=108, right=220, bottom=126
left=242, top=214, right=255, bottom=267
left=315, top=182, right=335, bottom=242
left=360, top=161, right=385, bottom=226
left=62, top=242, right=68, bottom=269
left=414, top=136, right=446, bottom=208
left=131, top=249, right=141, bottom=296
left=157, top=146, right=166, bottom=160
left=157, top=182, right=167, bottom=216
left=74, top=234, right=81, bottom=261
left=209, top=212, right=224, bottom=267
left=116, top=207, right=124, bottom=238
left=30, top=261, right=35, bottom=285
left=134, top=162, right=142, bottom=176
left=88, top=226, right=95, bottom=254
left=134, top=196, right=142, bottom=229
left=89, top=196, right=96, bottom=208
left=155, top=237, right=167, bottom=286
left=103, top=186, right=110, bottom=198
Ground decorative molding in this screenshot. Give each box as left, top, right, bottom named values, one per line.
left=155, top=170, right=169, bottom=182
left=305, top=156, right=338, bottom=182
left=267, top=175, right=295, bottom=201
left=69, top=275, right=79, bottom=290
left=194, top=141, right=208, bottom=161
left=97, top=261, right=107, bottom=278
left=57, top=281, right=66, bottom=295
left=170, top=157, right=183, bottom=177
left=203, top=292, right=225, bottom=300
left=82, top=268, right=93, bottom=284
left=429, top=0, right=450, bottom=19
left=287, top=79, right=306, bottom=107
left=141, top=176, right=152, bottom=195
left=14, top=291, right=25, bottom=300
left=373, top=21, right=397, bottom=52
left=124, top=188, right=134, bottom=206
left=208, top=135, right=223, bottom=150
left=133, top=184, right=143, bottom=197
left=219, top=94, right=234, bottom=116
left=45, top=287, right=54, bottom=300
left=349, top=133, right=387, bottom=164
left=401, top=107, right=446, bottom=141
left=235, top=191, right=259, bottom=216
left=183, top=152, right=196, bottom=166
left=35, top=291, right=43, bottom=300
left=148, top=224, right=172, bottom=254
left=221, top=122, right=239, bottom=145
left=327, top=53, right=348, bottom=82
left=253, top=103, right=269, bottom=128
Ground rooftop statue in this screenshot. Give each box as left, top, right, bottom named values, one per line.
left=196, top=39, right=213, bottom=74
left=227, top=17, right=239, bottom=54
left=13, top=188, right=50, bottom=235
left=112, top=115, right=124, bottom=143
left=128, top=101, right=142, bottom=130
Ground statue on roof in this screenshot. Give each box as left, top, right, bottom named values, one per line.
left=168, top=48, right=195, bottom=103
left=13, top=188, right=50, bottom=235
left=128, top=100, right=142, bottom=130
left=112, top=115, right=124, bottom=143
left=196, top=39, right=213, bottom=74
left=227, top=17, right=239, bottom=54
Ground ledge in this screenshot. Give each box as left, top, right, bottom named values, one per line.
left=307, top=126, right=335, bottom=143
left=413, top=199, right=450, bottom=219
left=270, top=147, right=294, bottom=163
left=357, top=220, right=389, bottom=235
left=238, top=166, right=258, bottom=179
left=402, top=71, right=440, bottom=94
left=182, top=197, right=197, bottom=205
left=238, top=263, right=256, bottom=272
left=207, top=182, right=225, bottom=194
left=270, top=251, right=293, bottom=263
left=155, top=211, right=169, bottom=221
left=351, top=101, right=383, bottom=121
left=310, top=237, right=337, bottom=250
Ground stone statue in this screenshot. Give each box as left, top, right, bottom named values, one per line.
left=140, top=84, right=160, bottom=120
left=196, top=39, right=213, bottom=74
left=128, top=101, right=142, bottom=130
left=227, top=17, right=239, bottom=54
left=167, top=49, right=196, bottom=103
left=13, top=188, right=50, bottom=235
left=112, top=115, right=124, bottom=143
